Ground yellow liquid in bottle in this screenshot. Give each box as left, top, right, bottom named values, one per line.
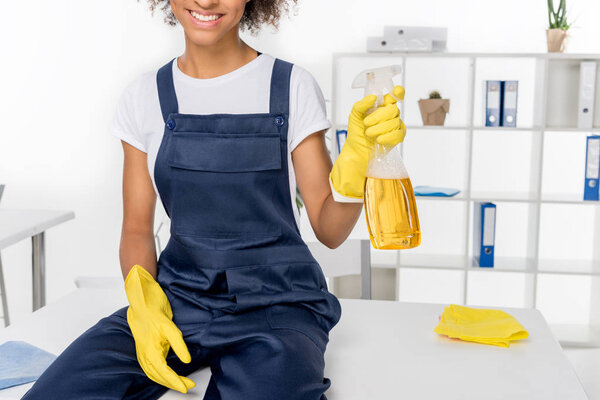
left=363, top=176, right=421, bottom=250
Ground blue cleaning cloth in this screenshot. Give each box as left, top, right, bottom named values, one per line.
left=0, top=341, right=57, bottom=390
left=414, top=185, right=461, bottom=197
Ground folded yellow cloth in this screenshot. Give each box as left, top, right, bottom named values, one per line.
left=434, top=304, right=529, bottom=347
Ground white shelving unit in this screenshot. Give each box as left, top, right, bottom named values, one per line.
left=331, top=52, right=600, bottom=347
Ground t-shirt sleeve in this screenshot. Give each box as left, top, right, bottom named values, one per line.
left=288, top=65, right=331, bottom=153
left=108, top=76, right=147, bottom=153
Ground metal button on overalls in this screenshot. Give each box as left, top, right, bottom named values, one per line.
left=21, top=57, right=342, bottom=400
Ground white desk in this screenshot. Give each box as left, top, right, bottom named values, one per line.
left=0, top=287, right=588, bottom=400
left=0, top=209, right=75, bottom=315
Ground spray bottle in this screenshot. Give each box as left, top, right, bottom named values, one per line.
left=352, top=65, right=421, bottom=250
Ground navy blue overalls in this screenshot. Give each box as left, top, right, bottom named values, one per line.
left=21, top=57, right=342, bottom=400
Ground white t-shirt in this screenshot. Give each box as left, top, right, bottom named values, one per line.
left=109, top=53, right=332, bottom=228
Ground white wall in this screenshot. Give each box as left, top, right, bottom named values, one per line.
left=0, top=0, right=598, bottom=324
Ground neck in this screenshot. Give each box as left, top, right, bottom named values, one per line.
left=178, top=27, right=258, bottom=79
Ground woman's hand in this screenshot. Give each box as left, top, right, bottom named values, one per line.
left=292, top=86, right=407, bottom=249
left=329, top=85, right=407, bottom=200
left=124, top=264, right=196, bottom=393
left=365, top=86, right=407, bottom=147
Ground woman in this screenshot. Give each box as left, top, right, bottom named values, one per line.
left=22, top=0, right=406, bottom=398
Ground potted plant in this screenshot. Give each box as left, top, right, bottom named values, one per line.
left=418, top=90, right=450, bottom=126
left=546, top=0, right=570, bottom=53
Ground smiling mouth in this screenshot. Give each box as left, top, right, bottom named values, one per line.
left=187, top=9, right=224, bottom=23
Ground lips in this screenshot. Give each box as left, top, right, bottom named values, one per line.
left=187, top=9, right=224, bottom=26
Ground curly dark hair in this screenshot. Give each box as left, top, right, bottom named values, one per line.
left=139, top=0, right=298, bottom=34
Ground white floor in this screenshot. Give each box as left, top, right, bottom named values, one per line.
left=563, top=347, right=600, bottom=399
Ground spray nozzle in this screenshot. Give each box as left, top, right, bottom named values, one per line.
left=352, top=65, right=402, bottom=114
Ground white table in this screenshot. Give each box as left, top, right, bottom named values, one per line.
left=0, top=209, right=75, bottom=317
left=0, top=287, right=588, bottom=400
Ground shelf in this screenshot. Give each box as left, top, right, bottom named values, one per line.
left=335, top=124, right=600, bottom=133
left=407, top=191, right=597, bottom=204
left=334, top=52, right=600, bottom=60
left=390, top=254, right=600, bottom=276
left=538, top=259, right=600, bottom=276
left=341, top=124, right=552, bottom=132
left=470, top=191, right=538, bottom=203
left=393, top=255, right=600, bottom=275
left=391, top=253, right=536, bottom=273
left=414, top=191, right=466, bottom=201
left=406, top=125, right=543, bottom=131
left=541, top=193, right=600, bottom=204
left=469, top=256, right=536, bottom=273
left=406, top=125, right=469, bottom=130
left=397, top=253, right=467, bottom=270
left=472, top=126, right=543, bottom=131
left=544, top=126, right=600, bottom=132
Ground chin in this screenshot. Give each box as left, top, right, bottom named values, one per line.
left=187, top=32, right=225, bottom=47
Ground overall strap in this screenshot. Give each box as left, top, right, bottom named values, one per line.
left=269, top=59, right=293, bottom=118
left=156, top=57, right=179, bottom=124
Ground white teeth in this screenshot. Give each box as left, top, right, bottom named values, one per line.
left=190, top=11, right=221, bottom=22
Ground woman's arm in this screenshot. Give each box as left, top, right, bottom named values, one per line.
left=296, top=86, right=406, bottom=249
left=292, top=130, right=363, bottom=249
left=118, top=141, right=158, bottom=280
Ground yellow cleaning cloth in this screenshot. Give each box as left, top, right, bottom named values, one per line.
left=434, top=304, right=529, bottom=347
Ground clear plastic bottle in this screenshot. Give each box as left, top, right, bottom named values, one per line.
left=363, top=143, right=421, bottom=249
left=352, top=66, right=421, bottom=250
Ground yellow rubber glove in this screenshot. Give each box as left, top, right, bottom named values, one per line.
left=434, top=304, right=529, bottom=347
left=329, top=85, right=407, bottom=201
left=124, top=264, right=196, bottom=393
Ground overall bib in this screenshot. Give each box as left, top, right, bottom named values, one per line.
left=21, top=57, right=342, bottom=400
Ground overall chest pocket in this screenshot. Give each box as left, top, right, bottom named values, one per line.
left=167, top=132, right=283, bottom=250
